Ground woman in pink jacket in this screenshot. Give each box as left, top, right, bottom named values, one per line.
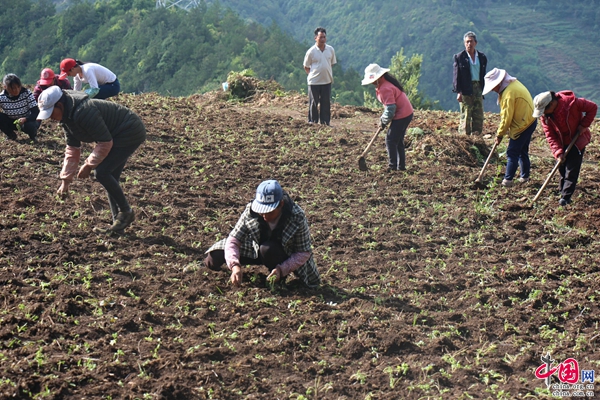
left=361, top=63, right=414, bottom=171
left=532, top=91, right=597, bottom=206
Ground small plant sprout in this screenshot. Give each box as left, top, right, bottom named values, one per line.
left=350, top=370, right=367, bottom=385
left=384, top=363, right=410, bottom=388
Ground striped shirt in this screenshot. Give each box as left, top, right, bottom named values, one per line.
left=0, top=88, right=38, bottom=119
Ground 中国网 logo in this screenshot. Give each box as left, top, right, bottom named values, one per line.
left=535, top=353, right=595, bottom=397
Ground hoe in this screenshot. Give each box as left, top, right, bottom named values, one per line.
left=358, top=125, right=386, bottom=171
left=473, top=141, right=498, bottom=187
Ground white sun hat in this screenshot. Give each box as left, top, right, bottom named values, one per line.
left=361, top=64, right=390, bottom=85
left=482, top=68, right=507, bottom=96
left=37, top=86, right=63, bottom=120
left=532, top=91, right=553, bottom=118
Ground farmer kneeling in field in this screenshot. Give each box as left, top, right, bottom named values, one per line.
left=204, top=180, right=321, bottom=288
left=37, top=86, right=146, bottom=234
left=532, top=91, right=597, bottom=206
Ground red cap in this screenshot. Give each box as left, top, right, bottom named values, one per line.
left=59, top=58, right=77, bottom=78
left=39, top=68, right=56, bottom=86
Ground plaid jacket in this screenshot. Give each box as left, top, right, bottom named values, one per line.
left=208, top=195, right=320, bottom=287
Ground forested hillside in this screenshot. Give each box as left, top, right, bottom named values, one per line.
left=209, top=0, right=600, bottom=111
left=11, top=0, right=600, bottom=110
left=1, top=0, right=364, bottom=105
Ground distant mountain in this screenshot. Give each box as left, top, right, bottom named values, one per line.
left=207, top=0, right=600, bottom=111
left=33, top=0, right=600, bottom=110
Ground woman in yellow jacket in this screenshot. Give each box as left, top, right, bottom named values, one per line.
left=482, top=68, right=536, bottom=187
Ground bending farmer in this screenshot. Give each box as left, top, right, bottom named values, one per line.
left=361, top=63, right=414, bottom=171
left=204, top=180, right=321, bottom=288
left=59, top=58, right=120, bottom=100
left=532, top=91, right=597, bottom=206
left=0, top=74, right=40, bottom=142
left=37, top=87, right=146, bottom=234
left=482, top=68, right=536, bottom=187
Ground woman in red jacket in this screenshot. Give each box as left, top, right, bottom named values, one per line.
left=532, top=91, right=597, bottom=206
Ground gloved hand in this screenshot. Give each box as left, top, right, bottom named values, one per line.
left=84, top=88, right=100, bottom=98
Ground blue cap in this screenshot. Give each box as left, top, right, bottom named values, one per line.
left=251, top=180, right=283, bottom=214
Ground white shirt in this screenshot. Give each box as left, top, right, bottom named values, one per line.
left=73, top=63, right=117, bottom=91
left=303, top=44, right=336, bottom=85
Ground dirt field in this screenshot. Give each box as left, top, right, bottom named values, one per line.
left=1, top=89, right=599, bottom=399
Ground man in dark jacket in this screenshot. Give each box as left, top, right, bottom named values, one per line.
left=453, top=31, right=487, bottom=135
left=37, top=86, right=146, bottom=233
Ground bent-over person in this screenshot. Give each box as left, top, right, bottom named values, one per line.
left=37, top=87, right=146, bottom=234
left=482, top=68, right=536, bottom=187
left=532, top=91, right=597, bottom=206
left=204, top=180, right=320, bottom=288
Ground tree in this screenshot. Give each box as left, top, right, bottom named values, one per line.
left=364, top=48, right=436, bottom=110
left=389, top=48, right=435, bottom=110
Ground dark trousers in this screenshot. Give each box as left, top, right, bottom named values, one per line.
left=0, top=113, right=40, bottom=140
left=559, top=146, right=585, bottom=201
left=94, top=143, right=140, bottom=220
left=96, top=78, right=121, bottom=100
left=505, top=119, right=537, bottom=180
left=386, top=114, right=413, bottom=170
left=308, top=83, right=331, bottom=125
left=204, top=240, right=288, bottom=271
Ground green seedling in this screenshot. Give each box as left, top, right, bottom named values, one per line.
left=13, top=119, right=22, bottom=132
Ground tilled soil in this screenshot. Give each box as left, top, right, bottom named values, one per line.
left=1, top=90, right=599, bottom=399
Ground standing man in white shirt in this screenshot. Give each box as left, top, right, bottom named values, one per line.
left=303, top=27, right=336, bottom=126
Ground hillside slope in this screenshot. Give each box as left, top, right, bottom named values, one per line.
left=1, top=88, right=600, bottom=398
left=481, top=4, right=600, bottom=102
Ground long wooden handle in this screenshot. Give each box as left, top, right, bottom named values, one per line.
left=474, top=141, right=498, bottom=182
left=532, top=160, right=561, bottom=203
left=359, top=125, right=385, bottom=159
left=532, top=130, right=582, bottom=204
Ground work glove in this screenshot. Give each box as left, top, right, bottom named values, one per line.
left=84, top=88, right=100, bottom=98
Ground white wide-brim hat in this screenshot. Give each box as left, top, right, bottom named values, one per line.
left=482, top=68, right=507, bottom=95
left=361, top=63, right=390, bottom=85
left=37, top=86, right=63, bottom=120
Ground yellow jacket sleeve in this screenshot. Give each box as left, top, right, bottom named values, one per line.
left=496, top=80, right=535, bottom=140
